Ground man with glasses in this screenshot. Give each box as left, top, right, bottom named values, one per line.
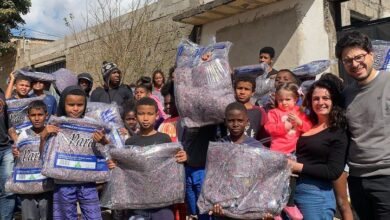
left=337, top=31, right=390, bottom=220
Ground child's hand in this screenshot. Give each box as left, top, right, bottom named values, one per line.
left=92, top=129, right=109, bottom=145
left=209, top=204, right=224, bottom=216
left=9, top=70, right=15, bottom=82
left=41, top=125, right=60, bottom=140
left=106, top=159, right=117, bottom=169
left=175, top=150, right=187, bottom=163
left=284, top=120, right=293, bottom=131
left=119, top=128, right=129, bottom=136
left=287, top=113, right=303, bottom=127
left=12, top=145, right=20, bottom=158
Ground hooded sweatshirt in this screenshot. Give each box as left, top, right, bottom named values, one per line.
left=90, top=65, right=133, bottom=108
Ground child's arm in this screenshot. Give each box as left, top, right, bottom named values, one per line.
left=175, top=149, right=187, bottom=163
left=5, top=71, right=16, bottom=99
left=8, top=127, right=18, bottom=143
left=39, top=125, right=60, bottom=153
left=264, top=110, right=288, bottom=136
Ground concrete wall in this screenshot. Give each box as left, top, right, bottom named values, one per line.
left=341, top=0, right=390, bottom=26
left=200, top=0, right=332, bottom=71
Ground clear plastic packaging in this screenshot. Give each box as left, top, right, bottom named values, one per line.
left=292, top=60, right=331, bottom=77
left=174, top=39, right=235, bottom=127
left=16, top=69, right=56, bottom=82
left=197, top=142, right=291, bottom=219
left=85, top=102, right=126, bottom=148
left=5, top=137, right=54, bottom=194
left=372, top=40, right=390, bottom=71
left=234, top=63, right=269, bottom=77
left=100, top=142, right=185, bottom=210
left=6, top=96, right=45, bottom=134
left=52, top=68, right=78, bottom=94
left=41, top=116, right=110, bottom=182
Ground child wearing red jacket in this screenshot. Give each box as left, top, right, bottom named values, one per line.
left=265, top=82, right=312, bottom=220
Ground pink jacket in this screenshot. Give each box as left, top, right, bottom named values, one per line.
left=265, top=106, right=312, bottom=154
left=150, top=94, right=168, bottom=120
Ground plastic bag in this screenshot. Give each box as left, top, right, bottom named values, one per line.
left=234, top=63, right=269, bottom=77
left=52, top=68, right=78, bottom=94
left=292, top=60, right=331, bottom=77
left=5, top=137, right=54, bottom=194
left=197, top=142, right=291, bottom=219
left=174, top=39, right=235, bottom=127
left=85, top=102, right=127, bottom=148
left=41, top=116, right=110, bottom=182
left=16, top=69, right=56, bottom=82
left=372, top=40, right=390, bottom=71
left=100, top=142, right=185, bottom=210
left=6, top=96, right=45, bottom=133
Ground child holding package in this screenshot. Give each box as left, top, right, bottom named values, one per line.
left=107, top=97, right=187, bottom=220
left=210, top=102, right=264, bottom=220
left=40, top=86, right=109, bottom=220
left=12, top=100, right=57, bottom=220
left=264, top=82, right=312, bottom=220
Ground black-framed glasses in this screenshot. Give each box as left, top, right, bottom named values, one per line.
left=341, top=53, right=368, bottom=66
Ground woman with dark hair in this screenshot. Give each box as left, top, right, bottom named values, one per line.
left=288, top=79, right=348, bottom=219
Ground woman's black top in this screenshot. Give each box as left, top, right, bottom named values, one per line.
left=296, top=128, right=348, bottom=180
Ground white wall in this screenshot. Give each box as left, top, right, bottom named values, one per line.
left=200, top=0, right=331, bottom=70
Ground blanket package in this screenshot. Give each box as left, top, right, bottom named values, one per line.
left=86, top=101, right=127, bottom=148
left=41, top=116, right=110, bottom=182
left=100, top=142, right=185, bottom=210
left=5, top=137, right=54, bottom=194
left=174, top=39, right=235, bottom=127
left=6, top=96, right=45, bottom=134
left=197, top=142, right=291, bottom=219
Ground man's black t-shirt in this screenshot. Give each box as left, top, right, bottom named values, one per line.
left=0, top=88, right=10, bottom=148
left=125, top=132, right=171, bottom=146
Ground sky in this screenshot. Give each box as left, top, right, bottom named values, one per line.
left=11, top=0, right=150, bottom=40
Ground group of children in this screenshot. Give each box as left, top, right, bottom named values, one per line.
left=4, top=64, right=321, bottom=220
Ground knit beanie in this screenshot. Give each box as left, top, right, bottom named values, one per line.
left=101, top=61, right=120, bottom=82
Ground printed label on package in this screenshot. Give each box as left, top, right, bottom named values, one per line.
left=13, top=168, right=47, bottom=182
left=54, top=152, right=108, bottom=171
left=58, top=123, right=97, bottom=133
left=382, top=49, right=390, bottom=71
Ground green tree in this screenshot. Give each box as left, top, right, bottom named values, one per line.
left=0, top=0, right=31, bottom=55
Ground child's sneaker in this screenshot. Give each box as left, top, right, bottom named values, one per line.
left=283, top=205, right=303, bottom=220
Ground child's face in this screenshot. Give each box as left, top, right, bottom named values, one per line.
left=15, top=80, right=31, bottom=96
left=32, top=81, right=45, bottom=91
left=78, top=79, right=90, bottom=91
left=275, top=71, right=295, bottom=88
left=136, top=105, right=157, bottom=130
left=235, top=81, right=254, bottom=104
left=28, top=108, right=47, bottom=129
left=64, top=95, right=85, bottom=118
left=153, top=73, right=164, bottom=87
left=163, top=94, right=178, bottom=116
left=259, top=53, right=272, bottom=66
left=135, top=88, right=149, bottom=101
left=225, top=109, right=248, bottom=138
left=124, top=111, right=137, bottom=130
left=276, top=90, right=297, bottom=111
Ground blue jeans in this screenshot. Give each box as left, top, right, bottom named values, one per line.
left=294, top=177, right=335, bottom=220
left=0, top=147, right=15, bottom=220
left=185, top=166, right=211, bottom=220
